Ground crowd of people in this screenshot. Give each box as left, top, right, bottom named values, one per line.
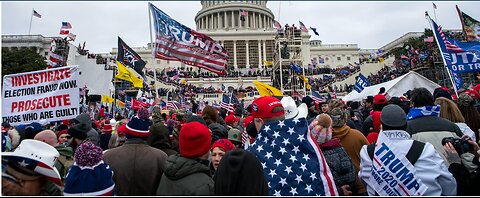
left=2, top=70, right=480, bottom=195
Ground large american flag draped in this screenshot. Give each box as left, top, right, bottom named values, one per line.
left=247, top=117, right=338, bottom=196
left=149, top=3, right=229, bottom=74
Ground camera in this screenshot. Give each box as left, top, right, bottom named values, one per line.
left=441, top=137, right=473, bottom=155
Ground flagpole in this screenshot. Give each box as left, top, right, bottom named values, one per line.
left=28, top=9, right=34, bottom=35
left=148, top=3, right=159, bottom=98
left=425, top=12, right=459, bottom=98
left=432, top=2, right=438, bottom=24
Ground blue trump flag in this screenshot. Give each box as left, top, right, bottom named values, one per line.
left=451, top=69, right=464, bottom=90
left=247, top=117, right=338, bottom=196
left=354, top=73, right=370, bottom=93
left=429, top=16, right=480, bottom=73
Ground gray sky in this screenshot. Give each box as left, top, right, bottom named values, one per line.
left=2, top=1, right=479, bottom=53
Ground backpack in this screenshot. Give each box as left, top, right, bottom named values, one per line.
left=367, top=140, right=425, bottom=165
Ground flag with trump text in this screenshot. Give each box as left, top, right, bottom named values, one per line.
left=247, top=117, right=338, bottom=196
left=428, top=15, right=480, bottom=73
left=150, top=3, right=229, bottom=74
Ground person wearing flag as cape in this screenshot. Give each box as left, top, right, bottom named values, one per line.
left=247, top=96, right=338, bottom=196
left=359, top=104, right=456, bottom=196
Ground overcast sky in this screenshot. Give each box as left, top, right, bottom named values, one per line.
left=2, top=1, right=479, bottom=53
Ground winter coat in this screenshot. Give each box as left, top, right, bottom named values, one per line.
left=359, top=130, right=457, bottom=196
left=407, top=116, right=463, bottom=165
left=320, top=138, right=356, bottom=195
left=156, top=154, right=214, bottom=195
left=209, top=123, right=228, bottom=144
left=74, top=113, right=100, bottom=146
left=148, top=119, right=178, bottom=156
left=332, top=125, right=369, bottom=195
left=103, top=138, right=168, bottom=195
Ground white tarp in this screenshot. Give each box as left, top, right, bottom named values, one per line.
left=342, top=71, right=440, bottom=102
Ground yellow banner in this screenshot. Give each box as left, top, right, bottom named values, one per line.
left=253, top=80, right=283, bottom=97
left=101, top=95, right=114, bottom=103
left=115, top=61, right=144, bottom=88
left=263, top=60, right=273, bottom=66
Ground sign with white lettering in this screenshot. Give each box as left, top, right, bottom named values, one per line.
left=2, top=66, right=80, bottom=125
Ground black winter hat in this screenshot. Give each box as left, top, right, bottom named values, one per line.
left=302, top=96, right=315, bottom=108
left=68, top=123, right=89, bottom=140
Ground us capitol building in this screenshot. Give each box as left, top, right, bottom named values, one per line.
left=3, top=0, right=399, bottom=100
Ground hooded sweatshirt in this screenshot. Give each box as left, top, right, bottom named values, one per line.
left=156, top=155, right=214, bottom=195
left=75, top=113, right=100, bottom=146
left=209, top=123, right=228, bottom=144
left=332, top=125, right=369, bottom=195
left=214, top=149, right=269, bottom=195
left=148, top=118, right=178, bottom=156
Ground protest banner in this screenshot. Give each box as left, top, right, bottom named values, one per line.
left=2, top=66, right=80, bottom=125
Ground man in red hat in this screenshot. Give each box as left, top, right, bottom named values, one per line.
left=361, top=94, right=388, bottom=137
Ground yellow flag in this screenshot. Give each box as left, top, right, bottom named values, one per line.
left=263, top=60, right=273, bottom=66
left=101, top=95, right=114, bottom=103
left=253, top=80, right=283, bottom=97
left=379, top=57, right=385, bottom=62
left=115, top=61, right=144, bottom=88
left=116, top=99, right=125, bottom=108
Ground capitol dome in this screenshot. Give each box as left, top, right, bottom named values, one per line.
left=195, top=0, right=275, bottom=31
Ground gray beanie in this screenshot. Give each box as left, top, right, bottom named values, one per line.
left=380, top=104, right=406, bottom=127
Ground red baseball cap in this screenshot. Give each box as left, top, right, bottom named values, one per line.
left=243, top=116, right=254, bottom=128
left=225, top=115, right=240, bottom=126
left=373, top=94, right=387, bottom=105
left=251, top=96, right=284, bottom=119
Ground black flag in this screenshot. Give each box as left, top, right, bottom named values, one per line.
left=117, top=37, right=146, bottom=76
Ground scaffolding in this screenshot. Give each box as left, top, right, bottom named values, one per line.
left=272, top=27, right=307, bottom=97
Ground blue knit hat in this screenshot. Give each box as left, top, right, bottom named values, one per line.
left=63, top=142, right=115, bottom=196
left=126, top=116, right=152, bottom=138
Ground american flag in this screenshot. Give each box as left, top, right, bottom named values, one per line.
left=299, top=21, right=309, bottom=33
left=166, top=101, right=179, bottom=110
left=274, top=20, right=282, bottom=31
left=220, top=94, right=237, bottom=113
left=247, top=117, right=338, bottom=196
left=61, top=21, right=72, bottom=29
left=240, top=9, right=248, bottom=16
left=437, top=25, right=464, bottom=53
left=33, top=10, right=41, bottom=18
left=150, top=3, right=228, bottom=74
left=311, top=90, right=325, bottom=103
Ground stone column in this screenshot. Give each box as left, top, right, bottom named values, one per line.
left=263, top=40, right=267, bottom=61
left=231, top=10, right=235, bottom=28
left=224, top=11, right=227, bottom=29
left=217, top=12, right=220, bottom=29
left=233, top=40, right=237, bottom=69
left=258, top=40, right=262, bottom=66
left=246, top=40, right=250, bottom=68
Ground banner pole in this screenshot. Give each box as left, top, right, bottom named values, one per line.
left=425, top=12, right=459, bottom=98
left=148, top=3, right=159, bottom=97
